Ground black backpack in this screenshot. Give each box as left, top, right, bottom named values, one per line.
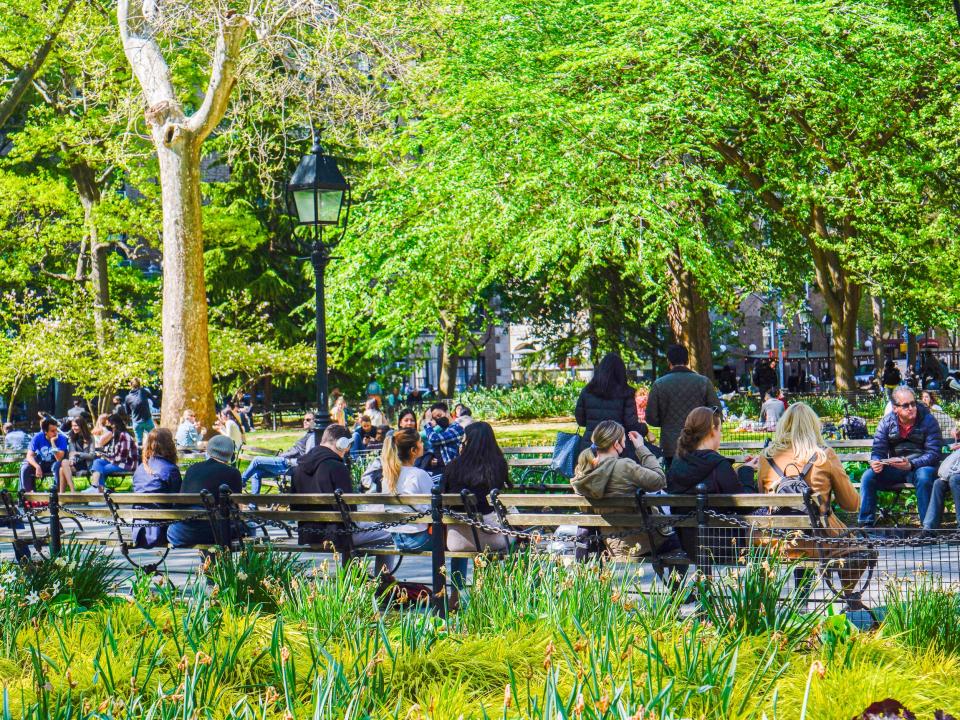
left=844, top=416, right=869, bottom=440
left=766, top=454, right=817, bottom=515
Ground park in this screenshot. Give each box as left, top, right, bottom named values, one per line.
left=3, top=0, right=960, bottom=718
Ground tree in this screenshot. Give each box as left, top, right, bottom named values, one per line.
left=115, top=0, right=252, bottom=429
left=0, top=0, right=76, bottom=128
left=608, top=0, right=960, bottom=389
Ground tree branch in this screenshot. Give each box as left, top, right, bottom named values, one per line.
left=0, top=0, right=77, bottom=128
left=117, top=0, right=178, bottom=111
left=184, top=11, right=250, bottom=141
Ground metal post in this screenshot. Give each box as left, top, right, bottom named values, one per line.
left=49, top=484, right=61, bottom=556
left=312, top=228, right=331, bottom=436
left=776, top=297, right=785, bottom=389
left=695, top=482, right=708, bottom=575
left=218, top=485, right=233, bottom=549
left=430, top=485, right=447, bottom=616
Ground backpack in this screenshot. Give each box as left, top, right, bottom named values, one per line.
left=844, top=416, right=869, bottom=440
left=766, top=454, right=817, bottom=515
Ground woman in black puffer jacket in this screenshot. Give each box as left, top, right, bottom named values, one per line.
left=575, top=352, right=649, bottom=461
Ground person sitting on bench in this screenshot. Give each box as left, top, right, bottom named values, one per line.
left=571, top=419, right=667, bottom=558
left=89, top=414, right=138, bottom=492
left=19, top=418, right=67, bottom=492
left=242, top=413, right=316, bottom=494
left=167, top=435, right=243, bottom=548
left=667, top=407, right=758, bottom=495
left=292, top=424, right=357, bottom=551
left=132, top=428, right=182, bottom=548
left=858, top=386, right=941, bottom=528
left=441, top=421, right=512, bottom=585
left=59, top=417, right=96, bottom=492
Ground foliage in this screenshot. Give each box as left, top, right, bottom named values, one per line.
left=0, top=550, right=959, bottom=717
left=456, top=382, right=583, bottom=421
left=881, top=575, right=960, bottom=656
left=208, top=327, right=315, bottom=402
left=203, top=544, right=306, bottom=614
left=696, top=541, right=826, bottom=645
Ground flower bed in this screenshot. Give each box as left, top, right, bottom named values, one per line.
left=1, top=544, right=959, bottom=718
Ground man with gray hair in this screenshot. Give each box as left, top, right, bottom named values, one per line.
left=858, top=386, right=942, bottom=527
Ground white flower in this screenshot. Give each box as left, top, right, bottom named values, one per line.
left=2, top=571, right=16, bottom=583
left=236, top=571, right=248, bottom=582
left=54, top=557, right=67, bottom=568
left=51, top=581, right=61, bottom=595
left=25, top=591, right=39, bottom=605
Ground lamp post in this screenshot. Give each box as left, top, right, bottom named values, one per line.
left=798, top=304, right=813, bottom=392
left=288, top=140, right=350, bottom=438
left=821, top=313, right=833, bottom=390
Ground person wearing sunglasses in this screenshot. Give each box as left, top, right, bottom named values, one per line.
left=858, top=386, right=942, bottom=528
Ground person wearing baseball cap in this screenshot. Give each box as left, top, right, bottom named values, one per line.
left=167, top=435, right=244, bottom=548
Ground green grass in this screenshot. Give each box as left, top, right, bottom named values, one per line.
left=0, top=545, right=959, bottom=718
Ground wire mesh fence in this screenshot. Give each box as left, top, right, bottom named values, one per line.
left=695, top=519, right=960, bottom=612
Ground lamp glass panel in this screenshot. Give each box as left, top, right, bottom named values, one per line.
left=293, top=189, right=344, bottom=224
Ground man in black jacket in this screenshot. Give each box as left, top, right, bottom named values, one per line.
left=292, top=424, right=353, bottom=548
left=753, top=359, right=778, bottom=405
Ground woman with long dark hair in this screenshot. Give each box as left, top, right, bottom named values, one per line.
left=397, top=408, right=418, bottom=431
left=59, top=417, right=95, bottom=492
left=575, top=352, right=648, bottom=460
left=132, top=427, right=182, bottom=547
left=89, top=413, right=138, bottom=491
left=441, top=421, right=512, bottom=585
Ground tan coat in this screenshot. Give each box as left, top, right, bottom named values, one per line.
left=758, top=447, right=859, bottom=534
left=570, top=445, right=666, bottom=556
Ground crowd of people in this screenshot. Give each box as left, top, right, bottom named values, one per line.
left=6, top=344, right=960, bottom=588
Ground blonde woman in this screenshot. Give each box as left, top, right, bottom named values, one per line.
left=758, top=402, right=859, bottom=531
left=330, top=395, right=347, bottom=426
left=571, top=420, right=666, bottom=556
left=758, top=402, right=869, bottom=597
left=382, top=428, right=435, bottom=552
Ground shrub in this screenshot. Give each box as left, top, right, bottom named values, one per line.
left=204, top=543, right=306, bottom=613
left=456, top=383, right=583, bottom=420
left=881, top=575, right=960, bottom=655
left=696, top=542, right=825, bottom=645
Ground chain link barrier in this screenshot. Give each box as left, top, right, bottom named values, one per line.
left=440, top=508, right=695, bottom=542
left=58, top=506, right=211, bottom=530
left=700, top=508, right=960, bottom=548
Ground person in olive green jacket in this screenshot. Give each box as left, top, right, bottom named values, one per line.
left=571, top=420, right=666, bottom=557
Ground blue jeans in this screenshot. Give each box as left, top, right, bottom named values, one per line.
left=389, top=531, right=468, bottom=589
left=858, top=464, right=937, bottom=526
left=133, top=419, right=155, bottom=445
left=391, top=530, right=433, bottom=551
left=241, top=456, right=290, bottom=494
left=90, top=459, right=125, bottom=489
left=923, top=474, right=960, bottom=529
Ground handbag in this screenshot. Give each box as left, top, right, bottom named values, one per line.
left=550, top=429, right=583, bottom=479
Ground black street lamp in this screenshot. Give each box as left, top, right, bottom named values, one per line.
left=821, top=312, right=833, bottom=387
left=288, top=140, right=350, bottom=437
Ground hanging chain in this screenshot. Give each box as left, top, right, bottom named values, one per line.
left=58, top=506, right=211, bottom=529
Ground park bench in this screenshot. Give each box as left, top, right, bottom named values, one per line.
left=6, top=483, right=879, bottom=607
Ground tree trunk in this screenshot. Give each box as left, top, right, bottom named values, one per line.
left=0, top=0, right=76, bottom=129
left=438, top=326, right=461, bottom=399
left=665, top=248, right=714, bottom=379
left=68, top=161, right=110, bottom=343
left=118, top=0, right=249, bottom=430
left=809, top=211, right=862, bottom=392
left=871, top=295, right=884, bottom=371
left=156, top=137, right=216, bottom=429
